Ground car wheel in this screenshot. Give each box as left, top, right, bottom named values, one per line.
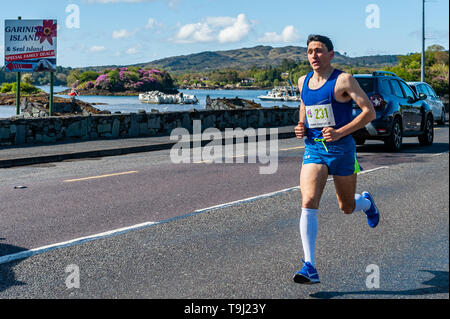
left=385, top=118, right=402, bottom=151
left=419, top=116, right=434, bottom=146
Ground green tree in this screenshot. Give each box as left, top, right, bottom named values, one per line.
left=66, top=70, right=81, bottom=87
left=21, top=73, right=34, bottom=84
left=79, top=71, right=99, bottom=83
left=426, top=44, right=446, bottom=52
left=0, top=82, right=42, bottom=94
left=384, top=45, right=449, bottom=96
left=107, top=69, right=120, bottom=86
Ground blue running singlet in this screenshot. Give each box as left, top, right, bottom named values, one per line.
left=301, top=69, right=362, bottom=176
left=301, top=69, right=354, bottom=144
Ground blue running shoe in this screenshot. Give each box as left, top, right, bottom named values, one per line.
left=293, top=259, right=320, bottom=284
left=362, top=191, right=379, bottom=228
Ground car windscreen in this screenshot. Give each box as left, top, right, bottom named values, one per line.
left=354, top=77, right=375, bottom=94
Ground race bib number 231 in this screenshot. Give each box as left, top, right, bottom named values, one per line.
left=305, top=103, right=336, bottom=128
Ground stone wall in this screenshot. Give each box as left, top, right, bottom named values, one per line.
left=0, top=107, right=299, bottom=146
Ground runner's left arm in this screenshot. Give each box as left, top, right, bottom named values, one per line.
left=322, top=74, right=375, bottom=142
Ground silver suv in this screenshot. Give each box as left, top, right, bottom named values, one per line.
left=407, top=81, right=446, bottom=125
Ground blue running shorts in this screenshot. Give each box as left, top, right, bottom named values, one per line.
left=302, top=137, right=362, bottom=176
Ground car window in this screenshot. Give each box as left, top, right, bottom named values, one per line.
left=390, top=80, right=404, bottom=98
left=399, top=81, right=416, bottom=100
left=425, top=84, right=437, bottom=98
left=419, top=84, right=431, bottom=96
left=355, top=77, right=374, bottom=94
left=415, top=85, right=427, bottom=95
left=379, top=79, right=392, bottom=95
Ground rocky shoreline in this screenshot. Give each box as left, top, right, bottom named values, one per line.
left=205, top=95, right=262, bottom=110
left=0, top=93, right=109, bottom=117
left=57, top=86, right=269, bottom=96
left=59, top=87, right=179, bottom=96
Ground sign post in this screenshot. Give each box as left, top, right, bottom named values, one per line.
left=4, top=18, right=57, bottom=116
left=15, top=17, right=21, bottom=115
left=49, top=72, right=54, bottom=116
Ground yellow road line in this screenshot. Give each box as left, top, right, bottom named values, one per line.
left=193, top=147, right=304, bottom=163
left=193, top=154, right=247, bottom=164
left=279, top=146, right=305, bottom=151
left=63, top=171, right=138, bottom=183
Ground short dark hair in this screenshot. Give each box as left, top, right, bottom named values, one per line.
left=307, top=35, right=334, bottom=51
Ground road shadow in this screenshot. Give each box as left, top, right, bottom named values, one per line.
left=0, top=239, right=29, bottom=292
left=310, top=270, right=449, bottom=299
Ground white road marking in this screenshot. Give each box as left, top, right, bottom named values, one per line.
left=193, top=144, right=304, bottom=163
left=0, top=166, right=389, bottom=265
left=327, top=166, right=389, bottom=181
left=0, top=222, right=157, bottom=265
left=431, top=151, right=449, bottom=157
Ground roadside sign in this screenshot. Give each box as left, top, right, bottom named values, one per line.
left=4, top=19, right=57, bottom=73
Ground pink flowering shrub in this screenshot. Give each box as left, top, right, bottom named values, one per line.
left=73, top=67, right=175, bottom=93
left=84, top=81, right=94, bottom=89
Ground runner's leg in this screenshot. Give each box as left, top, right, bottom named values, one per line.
left=300, top=163, right=329, bottom=209
left=299, top=164, right=328, bottom=266
left=333, top=173, right=358, bottom=214
left=334, top=174, right=372, bottom=214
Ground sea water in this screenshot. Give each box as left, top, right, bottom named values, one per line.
left=0, top=86, right=300, bottom=119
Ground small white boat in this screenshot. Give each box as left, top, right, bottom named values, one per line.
left=258, top=86, right=301, bottom=102
left=139, top=91, right=198, bottom=104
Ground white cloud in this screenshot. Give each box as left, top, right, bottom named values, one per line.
left=125, top=44, right=142, bottom=54
left=86, top=0, right=156, bottom=3
left=126, top=47, right=138, bottom=54
left=218, top=14, right=250, bottom=43
left=112, top=29, right=137, bottom=39
left=87, top=45, right=107, bottom=53
left=205, top=16, right=236, bottom=28
left=145, top=18, right=163, bottom=29
left=176, top=22, right=215, bottom=43
left=258, top=25, right=300, bottom=43
left=85, top=0, right=180, bottom=8
left=174, top=13, right=251, bottom=44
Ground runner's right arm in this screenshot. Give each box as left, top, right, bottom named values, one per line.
left=295, top=75, right=307, bottom=139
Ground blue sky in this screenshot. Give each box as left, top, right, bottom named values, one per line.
left=1, top=0, right=449, bottom=68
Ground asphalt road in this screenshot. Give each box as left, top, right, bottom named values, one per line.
left=0, top=125, right=448, bottom=300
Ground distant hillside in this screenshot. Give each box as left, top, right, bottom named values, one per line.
left=132, top=45, right=398, bottom=73
left=0, top=45, right=400, bottom=85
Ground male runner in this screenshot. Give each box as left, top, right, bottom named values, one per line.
left=293, top=35, right=380, bottom=284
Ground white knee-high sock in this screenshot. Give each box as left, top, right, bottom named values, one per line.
left=354, top=193, right=371, bottom=212
left=300, top=208, right=318, bottom=267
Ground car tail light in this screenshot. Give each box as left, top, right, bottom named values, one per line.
left=369, top=94, right=386, bottom=111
